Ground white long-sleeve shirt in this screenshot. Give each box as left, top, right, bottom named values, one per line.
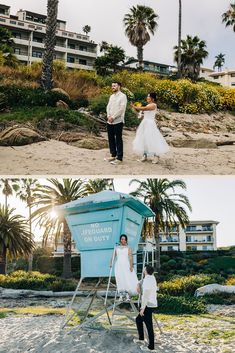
left=106, top=91, right=127, bottom=125
left=141, top=275, right=158, bottom=310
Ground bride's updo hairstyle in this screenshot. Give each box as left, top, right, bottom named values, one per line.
left=119, top=234, right=128, bottom=244
left=148, top=92, right=157, bottom=101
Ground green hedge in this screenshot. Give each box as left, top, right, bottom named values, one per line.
left=157, top=294, right=207, bottom=314
left=0, top=85, right=74, bottom=108
left=0, top=270, right=77, bottom=291
left=159, top=274, right=224, bottom=296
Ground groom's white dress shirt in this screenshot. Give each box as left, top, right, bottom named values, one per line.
left=141, top=274, right=158, bottom=310
left=106, top=90, right=127, bottom=125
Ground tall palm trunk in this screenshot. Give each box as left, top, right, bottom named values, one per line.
left=137, top=45, right=144, bottom=70
left=28, top=203, right=33, bottom=271
left=41, top=0, right=59, bottom=91
left=154, top=216, right=161, bottom=276
left=0, top=245, right=7, bottom=275
left=177, top=0, right=182, bottom=78
left=63, top=219, right=72, bottom=278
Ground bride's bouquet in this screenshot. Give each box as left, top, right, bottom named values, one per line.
left=133, top=102, right=144, bottom=119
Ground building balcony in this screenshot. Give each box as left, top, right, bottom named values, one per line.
left=186, top=239, right=214, bottom=243
left=66, top=62, right=94, bottom=70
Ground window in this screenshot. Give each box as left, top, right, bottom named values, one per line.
left=231, top=83, right=235, bottom=86
left=207, top=236, right=212, bottom=241
left=202, top=246, right=208, bottom=250
left=33, top=37, right=43, bottom=43
left=230, top=73, right=235, bottom=77
left=32, top=51, right=43, bottom=58
left=69, top=43, right=76, bottom=49
left=186, top=236, right=192, bottom=242
left=10, top=20, right=17, bottom=25
left=191, top=246, right=197, bottom=251
left=79, top=59, right=87, bottom=65
left=14, top=48, right=21, bottom=55
left=0, top=18, right=6, bottom=22
left=213, top=76, right=219, bottom=79
left=67, top=56, right=75, bottom=63
left=79, top=45, right=87, bottom=51
left=17, top=22, right=24, bottom=26
left=13, top=32, right=21, bottom=39
left=167, top=246, right=173, bottom=251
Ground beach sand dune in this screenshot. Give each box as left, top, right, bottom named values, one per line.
left=0, top=131, right=234, bottom=175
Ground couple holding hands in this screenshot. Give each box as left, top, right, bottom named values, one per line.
left=112, top=234, right=158, bottom=352
left=106, top=81, right=169, bottom=166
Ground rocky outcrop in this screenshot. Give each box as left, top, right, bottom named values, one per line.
left=0, top=125, right=46, bottom=146
left=51, top=87, right=70, bottom=99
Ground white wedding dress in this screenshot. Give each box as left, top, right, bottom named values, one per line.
left=114, top=246, right=138, bottom=295
left=133, top=105, right=170, bottom=156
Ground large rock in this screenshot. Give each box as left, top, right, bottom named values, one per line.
left=56, top=100, right=69, bottom=109
left=195, top=284, right=235, bottom=297
left=169, top=138, right=218, bottom=149
left=51, top=87, right=70, bottom=99
left=71, top=137, right=108, bottom=150
left=0, top=125, right=46, bottom=146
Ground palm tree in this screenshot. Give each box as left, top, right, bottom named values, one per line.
left=0, top=179, right=19, bottom=209
left=83, top=25, right=91, bottom=36
left=174, top=35, right=208, bottom=81
left=31, top=179, right=85, bottom=278
left=214, top=53, right=225, bottom=72
left=222, top=2, right=235, bottom=32
left=15, top=179, right=41, bottom=271
left=41, top=0, right=59, bottom=91
left=177, top=0, right=182, bottom=78
left=84, top=179, right=114, bottom=194
left=0, top=206, right=34, bottom=275
left=124, top=5, right=158, bottom=69
left=130, top=178, right=192, bottom=273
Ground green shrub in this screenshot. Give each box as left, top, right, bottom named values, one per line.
left=203, top=293, right=235, bottom=305
left=0, top=92, right=7, bottom=110
left=157, top=294, right=207, bottom=314
left=0, top=270, right=76, bottom=292
left=0, top=85, right=73, bottom=108
left=90, top=94, right=109, bottom=115
left=159, top=274, right=225, bottom=296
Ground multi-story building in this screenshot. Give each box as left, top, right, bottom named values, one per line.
left=53, top=220, right=218, bottom=256
left=0, top=4, right=97, bottom=70
left=159, top=220, right=218, bottom=252
left=124, top=58, right=176, bottom=76
left=200, top=67, right=235, bottom=88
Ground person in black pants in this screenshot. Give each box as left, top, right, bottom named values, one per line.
left=135, top=265, right=158, bottom=352
left=107, top=122, right=124, bottom=162
left=106, top=81, right=127, bottom=165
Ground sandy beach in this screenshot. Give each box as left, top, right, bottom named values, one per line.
left=0, top=298, right=234, bottom=353
left=0, top=130, right=234, bottom=176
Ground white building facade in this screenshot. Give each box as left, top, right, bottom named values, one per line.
left=0, top=4, right=97, bottom=70
left=200, top=67, right=235, bottom=88
left=159, top=220, right=218, bottom=252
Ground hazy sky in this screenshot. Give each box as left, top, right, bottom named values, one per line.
left=1, top=177, right=235, bottom=247
left=4, top=0, right=235, bottom=68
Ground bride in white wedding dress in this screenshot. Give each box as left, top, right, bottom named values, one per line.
left=111, top=234, right=138, bottom=301
left=132, top=92, right=170, bottom=163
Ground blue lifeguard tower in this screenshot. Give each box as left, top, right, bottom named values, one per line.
left=58, top=191, right=162, bottom=333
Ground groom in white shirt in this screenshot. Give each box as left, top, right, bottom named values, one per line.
left=106, top=81, right=127, bottom=165
left=135, top=265, right=158, bottom=351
